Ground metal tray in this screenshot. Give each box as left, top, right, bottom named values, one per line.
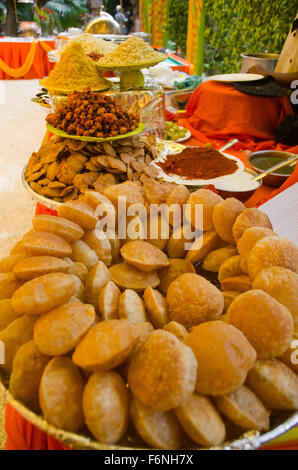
left=1, top=370, right=297, bottom=450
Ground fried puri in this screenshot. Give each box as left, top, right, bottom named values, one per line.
left=247, top=236, right=298, bottom=280
left=0, top=273, right=23, bottom=300
left=184, top=321, right=256, bottom=395
left=167, top=273, right=224, bottom=329
left=33, top=302, right=95, bottom=355
left=236, top=226, right=276, bottom=272
left=57, top=200, right=98, bottom=230
left=157, top=259, right=195, bottom=296
left=232, top=208, right=273, bottom=244
left=83, top=371, right=129, bottom=444
left=13, top=256, right=70, bottom=280
left=0, top=298, right=21, bottom=330
left=175, top=394, right=226, bottom=447
left=72, top=319, right=139, bottom=371
left=185, top=231, right=220, bottom=264
left=279, top=326, right=298, bottom=373
left=202, top=246, right=238, bottom=272
left=118, top=289, right=147, bottom=323
left=227, top=290, right=293, bottom=358
left=109, top=263, right=160, bottom=292
left=143, top=287, right=169, bottom=329
left=12, top=273, right=76, bottom=316
left=166, top=225, right=194, bottom=259
left=163, top=321, right=189, bottom=342
left=121, top=240, right=169, bottom=272
left=98, top=280, right=120, bottom=320
left=127, top=322, right=154, bottom=363
left=32, top=214, right=84, bottom=242
left=0, top=315, right=37, bottom=372
left=185, top=189, right=223, bottom=231
left=212, top=198, right=245, bottom=244
left=19, top=231, right=72, bottom=257
left=131, top=396, right=182, bottom=449
left=0, top=254, right=26, bottom=273
left=9, top=340, right=50, bottom=409
left=84, top=261, right=111, bottom=309
left=246, top=359, right=298, bottom=410
left=218, top=255, right=244, bottom=283
left=213, top=385, right=270, bottom=432
left=39, top=356, right=85, bottom=431
left=252, top=267, right=298, bottom=325
left=220, top=275, right=251, bottom=292
left=128, top=330, right=197, bottom=411
left=82, top=230, right=112, bottom=267
left=71, top=239, right=99, bottom=270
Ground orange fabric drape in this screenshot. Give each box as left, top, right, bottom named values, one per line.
left=179, top=80, right=294, bottom=146
left=0, top=40, right=55, bottom=79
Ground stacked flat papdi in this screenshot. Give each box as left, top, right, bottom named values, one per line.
left=0, top=185, right=298, bottom=449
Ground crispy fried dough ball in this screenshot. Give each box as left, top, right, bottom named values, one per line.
left=237, top=226, right=276, bottom=272
left=226, top=290, right=293, bottom=358
left=184, top=321, right=256, bottom=395
left=212, top=198, right=245, bottom=244
left=83, top=371, right=129, bottom=444
left=175, top=394, right=226, bottom=447
left=185, top=189, right=223, bottom=231
left=72, top=319, right=139, bottom=371
left=128, top=330, right=198, bottom=411
left=167, top=273, right=224, bottom=329
left=9, top=340, right=50, bottom=409
left=157, top=259, right=195, bottom=296
left=213, top=385, right=270, bottom=432
left=246, top=359, right=298, bottom=410
left=253, top=267, right=298, bottom=326
left=39, top=356, right=85, bottom=432
left=232, top=208, right=273, bottom=244
left=247, top=236, right=298, bottom=280
left=130, top=396, right=182, bottom=450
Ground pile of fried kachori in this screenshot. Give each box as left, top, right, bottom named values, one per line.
left=1, top=186, right=298, bottom=450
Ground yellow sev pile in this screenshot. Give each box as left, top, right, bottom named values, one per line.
left=97, top=37, right=167, bottom=67
left=42, top=42, right=111, bottom=92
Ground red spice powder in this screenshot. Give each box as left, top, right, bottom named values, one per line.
left=157, top=147, right=238, bottom=180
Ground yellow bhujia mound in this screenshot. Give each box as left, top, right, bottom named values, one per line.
left=43, top=42, right=110, bottom=91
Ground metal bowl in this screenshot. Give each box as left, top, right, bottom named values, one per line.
left=240, top=53, right=279, bottom=73
left=247, top=150, right=295, bottom=187
left=215, top=168, right=262, bottom=202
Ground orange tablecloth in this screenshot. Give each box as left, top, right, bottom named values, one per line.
left=180, top=80, right=294, bottom=146
left=0, top=39, right=55, bottom=79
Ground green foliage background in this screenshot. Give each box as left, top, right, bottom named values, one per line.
left=167, top=0, right=297, bottom=74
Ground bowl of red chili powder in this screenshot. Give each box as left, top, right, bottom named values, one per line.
left=153, top=146, right=244, bottom=185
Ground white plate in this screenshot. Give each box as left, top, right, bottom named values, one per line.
left=166, top=127, right=191, bottom=143
left=208, top=73, right=264, bottom=83
left=151, top=146, right=244, bottom=186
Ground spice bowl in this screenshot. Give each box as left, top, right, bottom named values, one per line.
left=246, top=150, right=295, bottom=187
left=215, top=168, right=262, bottom=202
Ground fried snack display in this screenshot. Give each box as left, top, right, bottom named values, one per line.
left=46, top=91, right=139, bottom=138
left=1, top=187, right=298, bottom=449
left=25, top=135, right=157, bottom=203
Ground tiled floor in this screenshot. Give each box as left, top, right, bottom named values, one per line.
left=0, top=80, right=48, bottom=449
